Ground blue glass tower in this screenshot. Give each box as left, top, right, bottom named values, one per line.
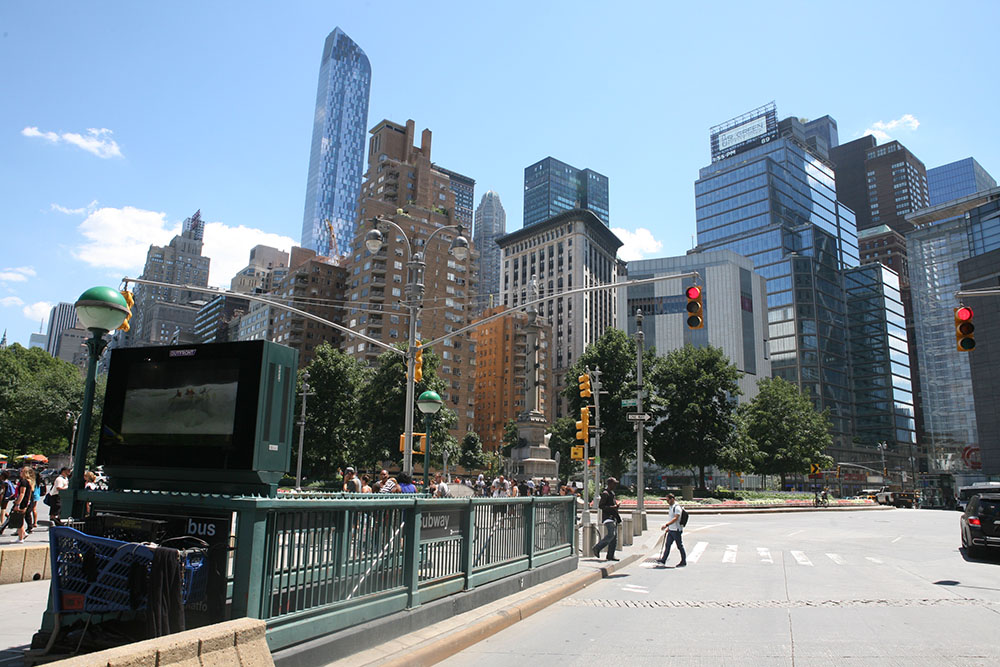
left=927, top=158, right=996, bottom=206
left=300, top=28, right=371, bottom=258
left=695, top=108, right=861, bottom=454
left=523, top=157, right=609, bottom=227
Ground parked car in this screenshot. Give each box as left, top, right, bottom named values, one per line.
left=960, top=493, right=1000, bottom=557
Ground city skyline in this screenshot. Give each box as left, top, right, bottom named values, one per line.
left=2, top=1, right=999, bottom=347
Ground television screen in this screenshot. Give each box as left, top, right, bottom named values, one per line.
left=121, top=359, right=240, bottom=438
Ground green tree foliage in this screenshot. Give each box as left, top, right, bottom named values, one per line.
left=647, top=344, right=743, bottom=489
left=499, top=418, right=518, bottom=458
left=546, top=416, right=578, bottom=481
left=741, top=377, right=834, bottom=484
left=0, top=343, right=89, bottom=458
left=296, top=343, right=372, bottom=479
left=563, top=328, right=657, bottom=480
left=459, top=431, right=488, bottom=472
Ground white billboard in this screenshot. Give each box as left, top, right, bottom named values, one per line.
left=717, top=115, right=768, bottom=151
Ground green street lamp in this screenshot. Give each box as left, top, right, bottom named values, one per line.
left=67, top=287, right=129, bottom=518
left=417, top=390, right=443, bottom=489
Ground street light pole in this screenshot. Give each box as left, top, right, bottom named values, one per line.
left=635, top=308, right=645, bottom=522
left=417, top=390, right=444, bottom=490
left=365, top=216, right=468, bottom=477
left=67, top=411, right=80, bottom=463
left=295, top=371, right=315, bottom=491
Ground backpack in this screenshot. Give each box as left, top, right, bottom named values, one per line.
left=2, top=479, right=14, bottom=501
left=679, top=507, right=689, bottom=527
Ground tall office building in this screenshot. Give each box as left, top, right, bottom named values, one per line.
left=28, top=333, right=47, bottom=349
left=345, top=119, right=480, bottom=436
left=129, top=210, right=211, bottom=346
left=906, top=187, right=1000, bottom=488
left=927, top=158, right=997, bottom=206
left=230, top=245, right=290, bottom=294
left=617, top=251, right=770, bottom=401
left=194, top=294, right=250, bottom=344
left=435, top=167, right=475, bottom=230
left=300, top=28, right=372, bottom=258
left=473, top=190, right=506, bottom=315
left=523, top=157, right=609, bottom=227
left=498, top=209, right=623, bottom=419
left=45, top=302, right=78, bottom=356
left=694, top=104, right=862, bottom=457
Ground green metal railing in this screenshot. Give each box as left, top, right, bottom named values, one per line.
left=73, top=490, right=576, bottom=652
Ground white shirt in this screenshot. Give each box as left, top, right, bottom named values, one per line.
left=435, top=481, right=449, bottom=497
left=52, top=475, right=69, bottom=496
left=667, top=503, right=684, bottom=531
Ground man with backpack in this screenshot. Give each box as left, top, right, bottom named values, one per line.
left=592, top=477, right=623, bottom=562
left=657, top=493, right=687, bottom=567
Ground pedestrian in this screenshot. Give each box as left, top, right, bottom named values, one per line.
left=83, top=470, right=97, bottom=516
left=47, top=467, right=70, bottom=526
left=396, top=473, right=417, bottom=494
left=592, top=477, right=622, bottom=562
left=342, top=467, right=362, bottom=493
left=541, top=478, right=551, bottom=496
left=3, top=467, right=36, bottom=543
left=378, top=469, right=398, bottom=494
left=360, top=474, right=373, bottom=493
left=475, top=474, right=486, bottom=497
left=0, top=470, right=15, bottom=526
left=29, top=470, right=42, bottom=533
left=433, top=472, right=450, bottom=498
left=657, top=493, right=687, bottom=567
left=491, top=475, right=510, bottom=498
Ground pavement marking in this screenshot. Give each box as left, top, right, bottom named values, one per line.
left=891, top=535, right=904, bottom=543
left=684, top=522, right=730, bottom=533
left=621, top=584, right=649, bottom=594
left=561, top=598, right=993, bottom=609
left=688, top=541, right=708, bottom=563
left=757, top=547, right=773, bottom=563
left=826, top=553, right=846, bottom=565
left=723, top=544, right=738, bottom=563
left=865, top=556, right=884, bottom=564
left=790, top=550, right=813, bottom=566
left=786, top=529, right=806, bottom=537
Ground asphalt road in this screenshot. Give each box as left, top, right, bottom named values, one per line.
left=442, top=509, right=1000, bottom=666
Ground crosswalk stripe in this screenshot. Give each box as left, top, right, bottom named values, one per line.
left=688, top=541, right=708, bottom=563
left=826, top=553, right=846, bottom=565
left=757, top=547, right=773, bottom=563
left=723, top=545, right=738, bottom=563
left=790, top=550, right=813, bottom=566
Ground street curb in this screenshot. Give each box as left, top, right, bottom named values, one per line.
left=633, top=505, right=896, bottom=515
left=377, top=548, right=647, bottom=667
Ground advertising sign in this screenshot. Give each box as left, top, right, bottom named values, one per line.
left=710, top=102, right=778, bottom=163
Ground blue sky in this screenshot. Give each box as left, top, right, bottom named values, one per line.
left=2, top=0, right=998, bottom=347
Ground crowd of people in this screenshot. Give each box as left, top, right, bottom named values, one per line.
left=337, top=467, right=584, bottom=500
left=0, top=466, right=99, bottom=543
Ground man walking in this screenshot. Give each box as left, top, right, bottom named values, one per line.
left=657, top=493, right=687, bottom=567
left=592, top=477, right=622, bottom=562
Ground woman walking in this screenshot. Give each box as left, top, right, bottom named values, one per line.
left=5, top=467, right=36, bottom=543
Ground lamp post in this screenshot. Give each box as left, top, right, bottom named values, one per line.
left=295, top=371, right=315, bottom=491
left=364, top=215, right=469, bottom=477
left=66, top=411, right=81, bottom=462
left=67, top=287, right=129, bottom=519
left=417, top=390, right=443, bottom=489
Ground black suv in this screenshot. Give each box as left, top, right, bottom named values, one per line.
left=961, top=493, right=1000, bottom=557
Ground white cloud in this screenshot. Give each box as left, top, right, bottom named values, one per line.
left=22, top=126, right=123, bottom=159
left=863, top=114, right=920, bottom=142
left=74, top=206, right=179, bottom=271
left=72, top=206, right=295, bottom=287
left=22, top=301, right=53, bottom=322
left=0, top=266, right=36, bottom=283
left=51, top=200, right=99, bottom=216
left=1, top=296, right=24, bottom=308
left=202, top=222, right=295, bottom=288
left=611, top=227, right=664, bottom=262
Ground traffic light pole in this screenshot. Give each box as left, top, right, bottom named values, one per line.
left=634, top=309, right=646, bottom=523
left=591, top=367, right=602, bottom=492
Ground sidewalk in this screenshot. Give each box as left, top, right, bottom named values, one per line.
left=0, top=580, right=49, bottom=666
left=330, top=517, right=667, bottom=667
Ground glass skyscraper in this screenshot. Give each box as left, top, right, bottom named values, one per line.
left=473, top=190, right=506, bottom=315
left=523, top=157, right=609, bottom=227
left=927, top=158, right=996, bottom=206
left=695, top=111, right=861, bottom=455
left=300, top=28, right=371, bottom=258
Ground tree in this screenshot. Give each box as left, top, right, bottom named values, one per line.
left=563, top=328, right=657, bottom=480
left=647, top=344, right=743, bottom=489
left=499, top=419, right=518, bottom=458
left=297, top=344, right=371, bottom=479
left=741, top=377, right=834, bottom=486
left=459, top=431, right=488, bottom=471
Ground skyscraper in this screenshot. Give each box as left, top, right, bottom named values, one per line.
left=927, top=158, right=997, bottom=206
left=435, top=166, right=476, bottom=230
left=523, top=157, right=609, bottom=227
left=694, top=104, right=863, bottom=457
left=300, top=28, right=372, bottom=258
left=473, top=190, right=506, bottom=314
left=45, top=302, right=78, bottom=356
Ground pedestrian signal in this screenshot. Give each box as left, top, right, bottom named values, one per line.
left=685, top=285, right=704, bottom=329
left=578, top=373, right=592, bottom=398
left=954, top=307, right=975, bottom=352
left=414, top=345, right=424, bottom=382
left=575, top=407, right=590, bottom=441
left=571, top=445, right=584, bottom=461
left=117, top=290, right=134, bottom=332
left=399, top=432, right=427, bottom=454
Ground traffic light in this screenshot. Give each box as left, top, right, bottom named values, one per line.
left=575, top=407, right=590, bottom=441
left=685, top=285, right=704, bottom=329
left=836, top=466, right=841, bottom=479
left=955, top=306, right=975, bottom=352
left=117, top=290, right=134, bottom=332
left=399, top=432, right=427, bottom=454
left=414, top=345, right=423, bottom=382
left=578, top=372, right=592, bottom=399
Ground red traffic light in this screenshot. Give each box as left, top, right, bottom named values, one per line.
left=956, top=306, right=973, bottom=321
left=686, top=286, right=702, bottom=300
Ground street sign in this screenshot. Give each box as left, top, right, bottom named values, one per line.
left=809, top=463, right=821, bottom=474
left=626, top=412, right=650, bottom=422
left=571, top=445, right=584, bottom=460
left=621, top=399, right=637, bottom=407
